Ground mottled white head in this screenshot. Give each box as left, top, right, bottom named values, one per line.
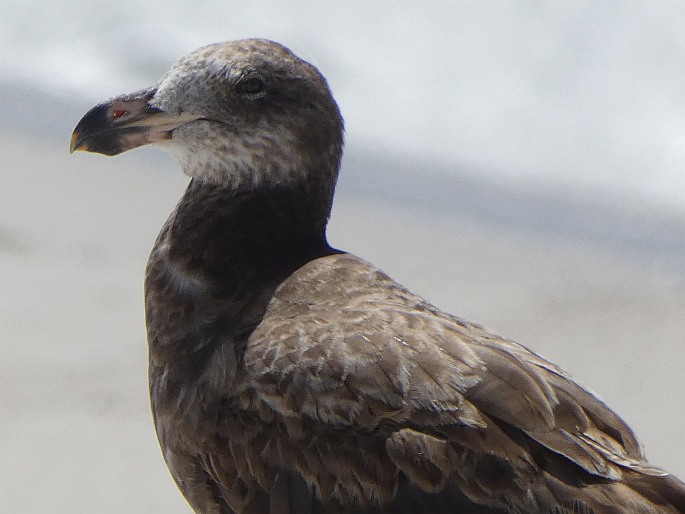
left=71, top=39, right=344, bottom=193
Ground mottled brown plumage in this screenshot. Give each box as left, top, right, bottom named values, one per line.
left=71, top=39, right=685, bottom=513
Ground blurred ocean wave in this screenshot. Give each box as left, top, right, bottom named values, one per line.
left=2, top=0, right=685, bottom=210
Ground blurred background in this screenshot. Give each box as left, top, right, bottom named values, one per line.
left=1, top=1, right=684, bottom=512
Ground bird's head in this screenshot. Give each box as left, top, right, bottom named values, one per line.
left=70, top=39, right=344, bottom=190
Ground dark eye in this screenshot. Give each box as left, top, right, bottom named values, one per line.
left=237, top=75, right=266, bottom=96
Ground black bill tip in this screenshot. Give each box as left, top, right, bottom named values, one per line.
left=70, top=101, right=125, bottom=156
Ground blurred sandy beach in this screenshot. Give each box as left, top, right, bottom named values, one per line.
left=1, top=125, right=683, bottom=512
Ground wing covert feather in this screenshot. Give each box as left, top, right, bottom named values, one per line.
left=236, top=254, right=682, bottom=511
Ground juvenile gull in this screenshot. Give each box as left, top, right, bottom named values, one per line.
left=71, top=39, right=685, bottom=513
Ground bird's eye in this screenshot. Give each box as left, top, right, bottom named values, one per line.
left=237, top=76, right=266, bottom=97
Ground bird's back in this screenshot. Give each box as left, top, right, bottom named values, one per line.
left=243, top=253, right=685, bottom=513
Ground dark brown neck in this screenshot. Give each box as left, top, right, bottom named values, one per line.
left=168, top=178, right=334, bottom=285
left=144, top=172, right=332, bottom=435
left=145, top=178, right=339, bottom=415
